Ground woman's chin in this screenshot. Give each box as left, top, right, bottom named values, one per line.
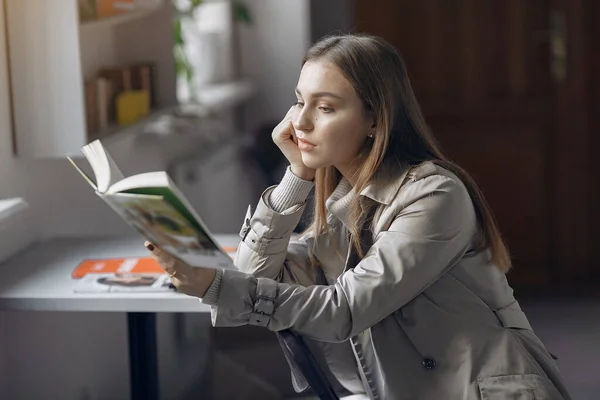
left=301, top=154, right=326, bottom=170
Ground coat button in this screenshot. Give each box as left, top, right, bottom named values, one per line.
left=422, top=357, right=436, bottom=370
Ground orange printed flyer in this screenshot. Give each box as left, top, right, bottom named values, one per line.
left=72, top=257, right=163, bottom=279
left=72, top=246, right=238, bottom=279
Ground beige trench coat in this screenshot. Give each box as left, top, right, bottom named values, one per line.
left=205, top=161, right=571, bottom=399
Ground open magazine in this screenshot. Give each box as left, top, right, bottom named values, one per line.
left=73, top=273, right=174, bottom=293
left=68, top=139, right=235, bottom=270
left=70, top=256, right=171, bottom=293
left=70, top=252, right=238, bottom=293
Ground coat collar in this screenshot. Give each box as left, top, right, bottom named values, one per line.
left=359, top=162, right=412, bottom=206
left=325, top=162, right=412, bottom=225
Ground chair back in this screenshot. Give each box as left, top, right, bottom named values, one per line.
left=277, top=329, right=340, bottom=400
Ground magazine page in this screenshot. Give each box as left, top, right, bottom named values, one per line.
left=103, top=192, right=234, bottom=269
left=108, top=173, right=229, bottom=263
left=73, top=273, right=173, bottom=293
left=71, top=257, right=165, bottom=278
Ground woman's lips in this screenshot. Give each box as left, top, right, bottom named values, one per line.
left=297, top=138, right=316, bottom=151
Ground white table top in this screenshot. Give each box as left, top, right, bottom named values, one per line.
left=0, top=234, right=240, bottom=313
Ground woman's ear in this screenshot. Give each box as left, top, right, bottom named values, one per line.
left=368, top=125, right=376, bottom=138
left=369, top=111, right=377, bottom=130
left=369, top=122, right=377, bottom=137
left=365, top=110, right=376, bottom=137
left=367, top=124, right=376, bottom=139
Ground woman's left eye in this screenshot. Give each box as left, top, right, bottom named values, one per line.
left=319, top=106, right=334, bottom=113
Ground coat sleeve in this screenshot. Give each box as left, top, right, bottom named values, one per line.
left=234, top=186, right=319, bottom=287
left=210, top=174, right=477, bottom=342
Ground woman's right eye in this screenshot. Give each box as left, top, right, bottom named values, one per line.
left=294, top=101, right=304, bottom=108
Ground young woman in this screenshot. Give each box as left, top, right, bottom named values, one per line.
left=146, top=34, right=571, bottom=399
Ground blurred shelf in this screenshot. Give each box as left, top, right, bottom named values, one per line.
left=79, top=0, right=164, bottom=32
left=142, top=79, right=256, bottom=134
left=84, top=105, right=177, bottom=147
left=0, top=198, right=28, bottom=225
left=196, top=80, right=257, bottom=111
left=88, top=79, right=256, bottom=156
left=5, top=0, right=172, bottom=158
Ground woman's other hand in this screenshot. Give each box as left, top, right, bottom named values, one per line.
left=272, top=106, right=316, bottom=181
left=145, top=241, right=216, bottom=298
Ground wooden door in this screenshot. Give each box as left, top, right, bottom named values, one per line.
left=354, top=0, right=591, bottom=289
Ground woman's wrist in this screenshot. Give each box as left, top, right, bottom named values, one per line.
left=290, top=165, right=316, bottom=181
left=268, top=166, right=315, bottom=212
left=196, top=267, right=217, bottom=298
left=201, top=268, right=222, bottom=305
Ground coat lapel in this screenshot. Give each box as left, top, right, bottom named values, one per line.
left=343, top=207, right=377, bottom=272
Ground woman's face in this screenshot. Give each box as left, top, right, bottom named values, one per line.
left=292, top=60, right=374, bottom=174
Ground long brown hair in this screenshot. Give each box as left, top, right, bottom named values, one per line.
left=303, top=34, right=511, bottom=272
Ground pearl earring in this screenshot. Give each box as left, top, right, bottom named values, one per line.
left=368, top=134, right=374, bottom=138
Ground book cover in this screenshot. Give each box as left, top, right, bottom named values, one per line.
left=84, top=79, right=99, bottom=134
left=78, top=0, right=97, bottom=22
left=130, top=63, right=157, bottom=108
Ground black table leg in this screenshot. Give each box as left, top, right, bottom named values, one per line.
left=127, top=312, right=159, bottom=400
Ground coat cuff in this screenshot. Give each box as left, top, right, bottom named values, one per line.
left=201, top=268, right=223, bottom=306
left=268, top=166, right=314, bottom=213
left=208, top=269, right=278, bottom=329
left=238, top=186, right=308, bottom=257
left=208, top=268, right=258, bottom=327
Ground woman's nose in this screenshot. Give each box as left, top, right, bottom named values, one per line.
left=292, top=108, right=313, bottom=132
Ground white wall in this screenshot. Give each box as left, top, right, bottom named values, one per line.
left=0, top=0, right=311, bottom=398
left=238, top=0, right=311, bottom=131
